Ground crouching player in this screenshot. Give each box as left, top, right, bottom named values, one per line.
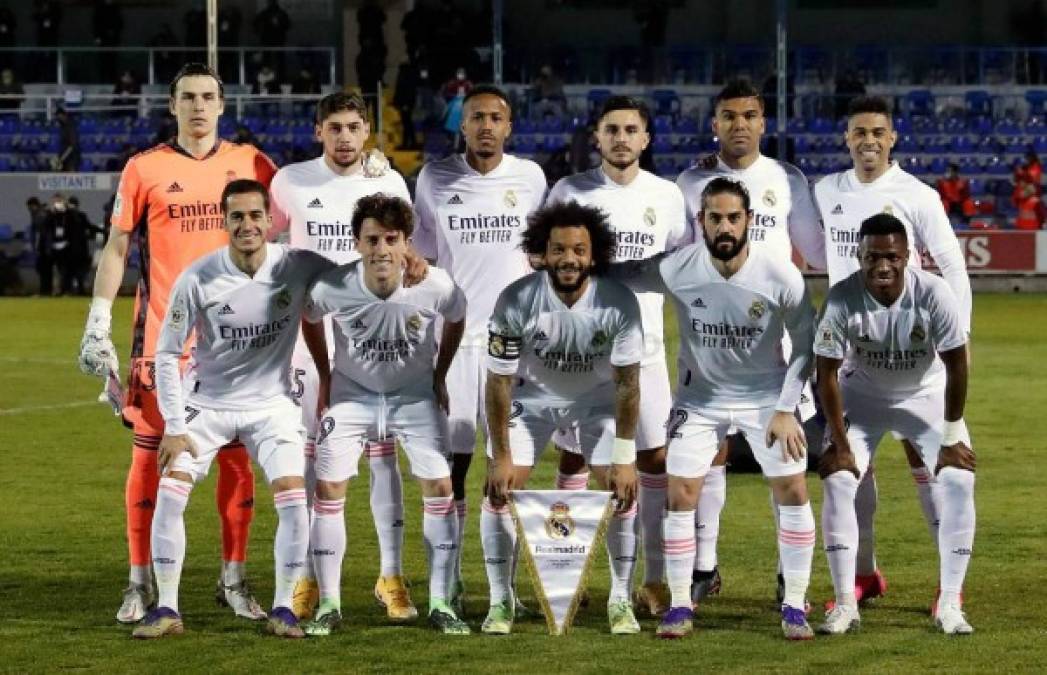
left=133, top=179, right=334, bottom=638
left=301, top=194, right=470, bottom=636
left=815, top=213, right=976, bottom=636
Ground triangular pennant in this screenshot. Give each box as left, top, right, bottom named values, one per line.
left=511, top=490, right=613, bottom=635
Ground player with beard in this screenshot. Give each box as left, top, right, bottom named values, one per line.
left=814, top=96, right=972, bottom=612
left=675, top=79, right=825, bottom=607
left=814, top=214, right=975, bottom=636
left=268, top=92, right=419, bottom=621
left=544, top=96, right=689, bottom=621
left=413, top=85, right=548, bottom=613
left=608, top=178, right=817, bottom=640
left=482, top=200, right=642, bottom=635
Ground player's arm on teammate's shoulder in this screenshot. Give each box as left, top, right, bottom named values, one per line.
left=606, top=250, right=672, bottom=294
left=918, top=190, right=973, bottom=333
left=786, top=166, right=827, bottom=271
left=937, top=344, right=975, bottom=474
left=154, top=275, right=199, bottom=473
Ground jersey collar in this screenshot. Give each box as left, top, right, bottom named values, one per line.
left=167, top=138, right=223, bottom=160
left=356, top=265, right=405, bottom=303
left=542, top=269, right=595, bottom=311
left=847, top=161, right=900, bottom=190
left=456, top=152, right=511, bottom=178
left=862, top=267, right=914, bottom=312
left=222, top=242, right=279, bottom=281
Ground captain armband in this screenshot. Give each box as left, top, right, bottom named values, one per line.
left=488, top=332, right=522, bottom=360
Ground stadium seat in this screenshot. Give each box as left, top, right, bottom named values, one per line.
left=587, top=88, right=613, bottom=115
left=905, top=90, right=935, bottom=117
left=1026, top=90, right=1047, bottom=117
left=651, top=89, right=682, bottom=118
left=0, top=224, right=12, bottom=242
left=653, top=115, right=673, bottom=134
left=675, top=117, right=699, bottom=134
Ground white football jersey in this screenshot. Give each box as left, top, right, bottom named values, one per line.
left=413, top=153, right=548, bottom=347
left=677, top=154, right=825, bottom=270
left=156, top=243, right=334, bottom=433
left=547, top=167, right=689, bottom=365
left=615, top=244, right=815, bottom=411
left=815, top=267, right=966, bottom=400
left=269, top=157, right=412, bottom=265
left=304, top=264, right=466, bottom=403
left=814, top=163, right=972, bottom=332
left=487, top=272, right=643, bottom=407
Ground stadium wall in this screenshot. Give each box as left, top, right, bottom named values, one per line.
left=0, top=173, right=115, bottom=233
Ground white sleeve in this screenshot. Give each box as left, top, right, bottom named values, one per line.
left=545, top=177, right=569, bottom=205
left=529, top=163, right=550, bottom=211
left=776, top=272, right=816, bottom=412
left=156, top=272, right=199, bottom=436
left=915, top=192, right=972, bottom=334
left=813, top=286, right=850, bottom=360
left=785, top=165, right=826, bottom=270
left=928, top=278, right=968, bottom=354
left=610, top=290, right=644, bottom=367
left=440, top=278, right=468, bottom=323
left=268, top=170, right=291, bottom=240
left=391, top=172, right=413, bottom=204
left=486, top=288, right=524, bottom=376
left=665, top=185, right=694, bottom=249
left=304, top=273, right=333, bottom=324
left=411, top=168, right=440, bottom=261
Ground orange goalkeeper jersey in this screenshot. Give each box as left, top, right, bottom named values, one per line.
left=112, top=140, right=277, bottom=359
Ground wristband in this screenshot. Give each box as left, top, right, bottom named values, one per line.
left=611, top=437, right=636, bottom=464
left=942, top=419, right=968, bottom=446
left=87, top=297, right=113, bottom=329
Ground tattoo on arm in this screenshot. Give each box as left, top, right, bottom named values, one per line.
left=485, top=372, right=514, bottom=463
left=613, top=363, right=640, bottom=440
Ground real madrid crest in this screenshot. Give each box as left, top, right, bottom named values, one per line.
left=275, top=288, right=292, bottom=309
left=882, top=204, right=894, bottom=215
left=748, top=299, right=766, bottom=321
left=504, top=189, right=518, bottom=208
left=170, top=303, right=187, bottom=329
left=643, top=206, right=656, bottom=228
left=406, top=313, right=423, bottom=343
left=591, top=329, right=608, bottom=347
left=762, top=189, right=776, bottom=207
left=489, top=334, right=506, bottom=357
left=544, top=501, right=575, bottom=539
left=910, top=324, right=926, bottom=342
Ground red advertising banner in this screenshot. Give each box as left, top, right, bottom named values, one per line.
left=921, top=231, right=1039, bottom=272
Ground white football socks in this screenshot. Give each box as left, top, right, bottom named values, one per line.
left=310, top=497, right=346, bottom=607
left=777, top=503, right=815, bottom=609
left=821, top=472, right=860, bottom=606
left=367, top=440, right=405, bottom=578
left=911, top=466, right=942, bottom=545
left=936, top=467, right=976, bottom=605
left=638, top=471, right=667, bottom=584
left=854, top=468, right=879, bottom=576
left=694, top=465, right=726, bottom=572
left=480, top=498, right=516, bottom=606
left=453, top=498, right=467, bottom=584
left=423, top=496, right=459, bottom=604
left=152, top=477, right=192, bottom=613
left=607, top=502, right=638, bottom=603
left=663, top=510, right=696, bottom=609
left=272, top=489, right=309, bottom=610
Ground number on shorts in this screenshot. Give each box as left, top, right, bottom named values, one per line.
left=507, top=401, right=524, bottom=428
left=290, top=367, right=307, bottom=405
left=184, top=405, right=200, bottom=425
left=667, top=408, right=688, bottom=439
left=317, top=416, right=335, bottom=445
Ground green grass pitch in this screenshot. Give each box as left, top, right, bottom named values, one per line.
left=0, top=293, right=1045, bottom=673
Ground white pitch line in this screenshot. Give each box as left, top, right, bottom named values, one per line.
left=0, top=400, right=98, bottom=415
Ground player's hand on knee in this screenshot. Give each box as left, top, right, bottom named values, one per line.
left=817, top=440, right=859, bottom=480
left=766, top=411, right=807, bottom=462
left=486, top=461, right=513, bottom=505
left=78, top=327, right=118, bottom=378
left=403, top=247, right=429, bottom=286
left=609, top=462, right=638, bottom=511
left=158, top=433, right=198, bottom=474
left=362, top=149, right=390, bottom=177
left=936, top=441, right=976, bottom=474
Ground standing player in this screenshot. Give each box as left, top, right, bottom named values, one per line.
left=132, top=179, right=332, bottom=639
left=814, top=95, right=973, bottom=606
left=301, top=194, right=470, bottom=636
left=483, top=201, right=642, bottom=635
left=815, top=214, right=975, bottom=635
left=612, top=178, right=817, bottom=640
left=269, top=92, right=418, bottom=621
left=413, top=84, right=548, bottom=609
left=675, top=79, right=825, bottom=605
left=545, top=95, right=689, bottom=617
left=77, top=63, right=276, bottom=623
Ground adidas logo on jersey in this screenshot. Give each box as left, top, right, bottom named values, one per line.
left=166, top=182, right=183, bottom=193
left=218, top=304, right=235, bottom=315
left=308, top=198, right=323, bottom=208
left=831, top=203, right=844, bottom=215
left=535, top=330, right=548, bottom=341
left=691, top=297, right=706, bottom=308
left=447, top=194, right=463, bottom=204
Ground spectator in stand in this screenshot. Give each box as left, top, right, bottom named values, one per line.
left=1013, top=149, right=1043, bottom=207
left=92, top=0, right=124, bottom=82
left=0, top=67, right=23, bottom=112
left=937, top=163, right=975, bottom=227
left=255, top=64, right=278, bottom=95
left=291, top=66, right=320, bottom=95
left=28, top=197, right=53, bottom=296
left=54, top=108, right=81, bottom=173
left=111, top=70, right=140, bottom=117
left=394, top=59, right=420, bottom=150
left=1014, top=182, right=1046, bottom=230
left=254, top=0, right=291, bottom=76
left=531, top=64, right=566, bottom=118
left=441, top=67, right=472, bottom=101
left=0, top=3, right=15, bottom=69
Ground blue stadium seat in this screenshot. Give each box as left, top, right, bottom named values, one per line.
left=996, top=118, right=1021, bottom=135
left=652, top=135, right=673, bottom=153
left=0, top=224, right=12, bottom=241
left=924, top=136, right=949, bottom=154
left=514, top=118, right=536, bottom=134
left=587, top=88, right=613, bottom=115
left=539, top=116, right=564, bottom=134
left=651, top=89, right=681, bottom=118
left=809, top=117, right=834, bottom=135
left=964, top=90, right=992, bottom=117
left=895, top=134, right=919, bottom=153
left=968, top=178, right=985, bottom=196
left=1026, top=90, right=1047, bottom=117
left=905, top=90, right=934, bottom=117
left=653, top=115, right=672, bottom=135
left=675, top=117, right=699, bottom=134
left=929, top=157, right=948, bottom=175
left=949, top=135, right=974, bottom=153
left=893, top=117, right=912, bottom=134
left=1034, top=136, right=1047, bottom=154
